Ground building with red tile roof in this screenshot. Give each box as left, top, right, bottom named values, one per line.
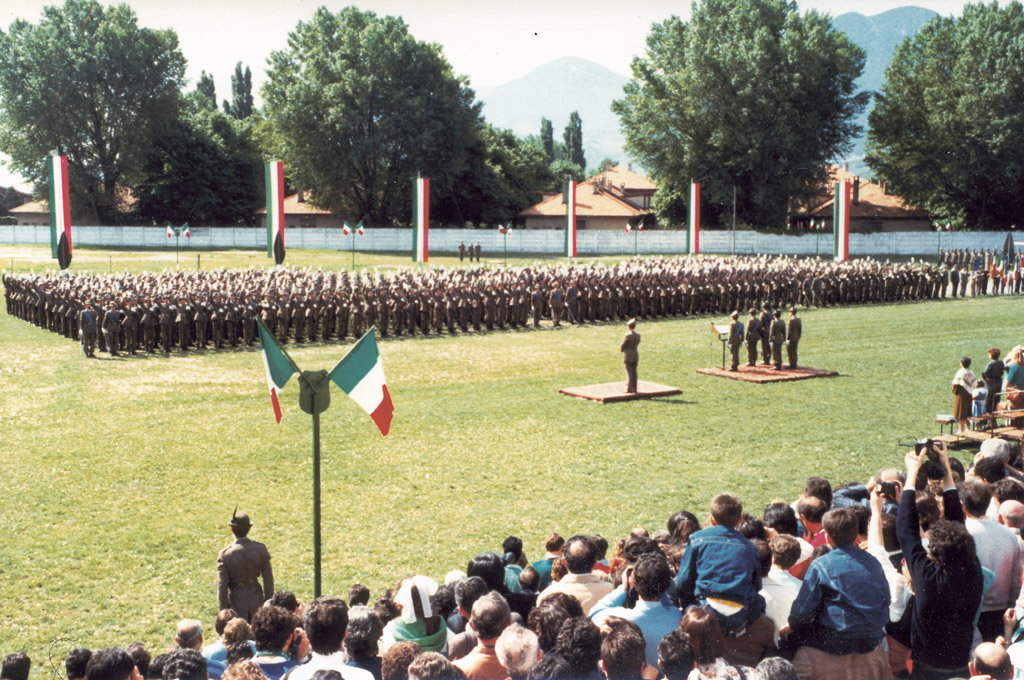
left=256, top=191, right=345, bottom=228
left=519, top=164, right=655, bottom=230
left=793, top=167, right=934, bottom=231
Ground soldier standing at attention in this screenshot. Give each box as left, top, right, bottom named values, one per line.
left=217, top=509, right=274, bottom=623
left=786, top=307, right=802, bottom=369
left=770, top=307, right=786, bottom=370
left=79, top=299, right=99, bottom=358
left=458, top=241, right=466, bottom=262
left=728, top=310, right=743, bottom=371
left=745, top=308, right=760, bottom=367
left=621, top=318, right=641, bottom=393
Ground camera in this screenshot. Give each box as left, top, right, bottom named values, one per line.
left=878, top=481, right=897, bottom=498
left=915, top=438, right=942, bottom=463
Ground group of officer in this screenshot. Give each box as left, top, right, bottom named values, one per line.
left=937, top=248, right=1024, bottom=297
left=0, top=253, right=986, bottom=359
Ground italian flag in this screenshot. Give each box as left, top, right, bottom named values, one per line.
left=413, top=177, right=429, bottom=263
left=258, top=319, right=298, bottom=424
left=266, top=161, right=285, bottom=265
left=564, top=177, right=577, bottom=258
left=48, top=155, right=72, bottom=270
left=329, top=328, right=394, bottom=436
left=183, top=223, right=191, bottom=239
left=688, top=181, right=700, bottom=255
left=624, top=223, right=631, bottom=233
left=833, top=180, right=851, bottom=261
left=166, top=224, right=174, bottom=238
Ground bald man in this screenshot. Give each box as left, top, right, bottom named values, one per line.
left=999, top=500, right=1024, bottom=565
left=970, top=642, right=1011, bottom=680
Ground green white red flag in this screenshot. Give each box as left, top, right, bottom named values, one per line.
left=266, top=161, right=285, bottom=265
left=329, top=328, right=393, bottom=436
left=833, top=181, right=851, bottom=261
left=258, top=319, right=299, bottom=424
left=166, top=224, right=174, bottom=238
left=688, top=182, right=700, bottom=255
left=413, top=177, right=429, bottom=263
left=564, top=178, right=577, bottom=257
left=48, top=155, right=72, bottom=270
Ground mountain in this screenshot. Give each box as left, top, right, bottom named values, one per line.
left=833, top=6, right=939, bottom=174
left=479, top=57, right=631, bottom=171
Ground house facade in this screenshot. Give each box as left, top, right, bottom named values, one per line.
left=519, top=164, right=656, bottom=231
left=793, top=167, right=934, bottom=232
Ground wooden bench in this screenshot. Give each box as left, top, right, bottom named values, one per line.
left=935, top=415, right=958, bottom=436
left=968, top=414, right=996, bottom=431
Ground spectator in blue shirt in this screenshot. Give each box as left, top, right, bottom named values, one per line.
left=781, top=507, right=890, bottom=680
left=676, top=493, right=765, bottom=636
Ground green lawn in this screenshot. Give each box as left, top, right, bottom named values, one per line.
left=0, top=246, right=1019, bottom=662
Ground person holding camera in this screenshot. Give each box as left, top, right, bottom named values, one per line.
left=896, top=440, right=983, bottom=678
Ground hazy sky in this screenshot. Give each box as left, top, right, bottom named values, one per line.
left=0, top=0, right=978, bottom=189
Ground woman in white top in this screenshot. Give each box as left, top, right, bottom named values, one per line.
left=952, top=356, right=976, bottom=433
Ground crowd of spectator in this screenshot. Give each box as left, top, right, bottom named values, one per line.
left=9, top=438, right=1024, bottom=680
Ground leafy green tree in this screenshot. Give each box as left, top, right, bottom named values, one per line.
left=223, top=62, right=253, bottom=120
left=0, top=0, right=186, bottom=223
left=197, top=70, right=217, bottom=110
left=563, top=111, right=586, bottom=172
left=435, top=125, right=553, bottom=225
left=587, top=158, right=620, bottom=179
left=866, top=2, right=1024, bottom=229
left=548, top=158, right=585, bottom=188
left=613, top=0, right=867, bottom=227
left=540, top=117, right=555, bottom=163
left=262, top=7, right=480, bottom=225
left=133, top=109, right=262, bottom=225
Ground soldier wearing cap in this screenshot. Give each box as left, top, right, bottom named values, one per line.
left=621, top=318, right=641, bottom=393
left=786, top=307, right=802, bottom=369
left=727, top=310, right=743, bottom=371
left=217, top=508, right=274, bottom=623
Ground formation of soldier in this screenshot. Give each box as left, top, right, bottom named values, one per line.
left=458, top=241, right=483, bottom=263
left=937, top=248, right=1024, bottom=297
left=1, top=254, right=984, bottom=358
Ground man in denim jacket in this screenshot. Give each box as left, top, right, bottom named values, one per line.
left=675, top=493, right=766, bottom=636
left=780, top=507, right=890, bottom=680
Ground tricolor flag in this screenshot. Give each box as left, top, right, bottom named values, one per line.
left=413, top=177, right=429, bottom=263
left=357, top=221, right=365, bottom=236
left=266, top=161, right=285, bottom=265
left=564, top=177, right=577, bottom=257
left=258, top=319, right=299, bottom=424
left=498, top=225, right=507, bottom=235
left=637, top=222, right=644, bottom=232
left=48, top=155, right=72, bottom=270
left=833, top=180, right=851, bottom=261
left=166, top=224, right=174, bottom=239
left=342, top=222, right=352, bottom=236
left=328, top=328, right=393, bottom=436
left=183, top=223, right=191, bottom=239
left=688, top=181, right=700, bottom=255
left=624, top=223, right=631, bottom=234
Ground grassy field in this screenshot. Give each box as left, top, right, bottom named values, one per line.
left=0, top=245, right=1020, bottom=666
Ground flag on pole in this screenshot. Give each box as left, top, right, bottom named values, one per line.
left=413, top=177, right=430, bottom=263
left=328, top=328, right=394, bottom=436
left=183, top=223, right=191, bottom=239
left=564, top=177, right=577, bottom=257
left=1002, top=232, right=1016, bottom=272
left=342, top=222, right=351, bottom=236
left=266, top=161, right=285, bottom=265
left=688, top=181, right=700, bottom=255
left=357, top=221, right=365, bottom=236
left=833, top=180, right=851, bottom=261
left=258, top=320, right=299, bottom=424
left=498, top=225, right=506, bottom=235
left=48, top=155, right=72, bottom=270
left=637, top=222, right=644, bottom=232
left=166, top=224, right=174, bottom=239
left=624, top=223, right=631, bottom=234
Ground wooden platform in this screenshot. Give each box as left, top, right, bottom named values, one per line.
left=559, top=380, right=682, bottom=403
left=696, top=364, right=839, bottom=383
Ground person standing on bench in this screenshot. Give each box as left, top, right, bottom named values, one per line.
left=621, top=318, right=640, bottom=393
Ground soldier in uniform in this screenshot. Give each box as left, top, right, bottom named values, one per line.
left=759, top=306, right=772, bottom=365
left=621, top=318, right=640, bottom=393
left=79, top=299, right=99, bottom=358
left=102, top=303, right=122, bottom=356
left=745, top=308, right=761, bottom=367
left=458, top=241, right=466, bottom=262
left=787, top=307, right=802, bottom=369
left=727, top=311, right=743, bottom=371
left=548, top=282, right=565, bottom=327
left=769, top=307, right=787, bottom=370
left=217, top=509, right=274, bottom=623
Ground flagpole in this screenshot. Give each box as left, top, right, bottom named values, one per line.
left=504, top=230, right=508, bottom=267
left=351, top=230, right=355, bottom=270
left=634, top=226, right=638, bottom=256
left=312, top=401, right=321, bottom=598
left=176, top=232, right=180, bottom=265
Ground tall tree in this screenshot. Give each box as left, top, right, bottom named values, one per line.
left=262, top=7, right=481, bottom=225
left=866, top=2, right=1024, bottom=229
left=540, top=117, right=555, bottom=163
left=613, top=0, right=867, bottom=227
left=133, top=110, right=263, bottom=225
left=0, top=0, right=186, bottom=223
left=224, top=62, right=254, bottom=120
left=197, top=70, right=217, bottom=110
left=563, top=111, right=585, bottom=172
